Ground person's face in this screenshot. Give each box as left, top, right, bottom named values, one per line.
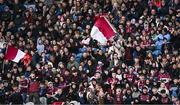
left=48, top=83, right=53, bottom=87
left=152, top=88, right=158, bottom=94
left=5, top=7, right=9, bottom=12
left=175, top=0, right=179, bottom=4
left=133, top=87, right=137, bottom=91
left=60, top=77, right=64, bottom=82
left=20, top=76, right=25, bottom=81
left=13, top=68, right=18, bottom=73
left=95, top=73, right=101, bottom=78
left=112, top=73, right=116, bottom=78
left=70, top=56, right=75, bottom=61
left=98, top=50, right=102, bottom=55
left=87, top=60, right=92, bottom=65
left=72, top=23, right=76, bottom=29
left=72, top=84, right=76, bottom=89
left=88, top=9, right=92, bottom=14
left=161, top=93, right=167, bottom=97
left=127, top=89, right=131, bottom=94
left=135, top=22, right=139, bottom=27
left=66, top=18, right=70, bottom=23
left=107, top=94, right=111, bottom=100
left=151, top=9, right=156, bottom=15
left=0, top=0, right=4, bottom=3
left=92, top=80, right=96, bottom=85
left=31, top=74, right=35, bottom=79
left=116, top=88, right=121, bottom=94
left=7, top=73, right=11, bottom=78
left=64, top=48, right=68, bottom=53
left=57, top=89, right=62, bottom=94
left=122, top=63, right=126, bottom=68
left=78, top=66, right=83, bottom=71
left=36, top=64, right=41, bottom=69
left=139, top=19, right=143, bottom=24
left=160, top=83, right=166, bottom=88
left=83, top=82, right=88, bottom=87
left=55, top=78, right=58, bottom=82
left=136, top=46, right=141, bottom=51
left=162, top=0, right=166, bottom=6
left=128, top=37, right=132, bottom=42
left=146, top=80, right=150, bottom=84
left=29, top=7, right=33, bottom=12
left=64, top=71, right=69, bottom=76
left=18, top=41, right=23, bottom=46
left=40, top=83, right=45, bottom=88
left=150, top=69, right=155, bottom=75
left=62, top=23, right=66, bottom=28
left=53, top=45, right=58, bottom=51
left=134, top=58, right=139, bottom=63
left=160, top=69, right=165, bottom=73
left=59, top=63, right=64, bottom=68
left=173, top=79, right=178, bottom=84
left=0, top=83, right=4, bottom=89
left=140, top=75, right=145, bottom=80
left=143, top=88, right=147, bottom=93
left=113, top=54, right=118, bottom=59
left=13, top=86, right=18, bottom=91
left=76, top=1, right=80, bottom=6
left=73, top=72, right=78, bottom=76
left=44, top=64, right=48, bottom=69
left=117, top=69, right=121, bottom=74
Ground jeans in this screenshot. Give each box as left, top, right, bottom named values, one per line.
left=21, top=92, right=27, bottom=103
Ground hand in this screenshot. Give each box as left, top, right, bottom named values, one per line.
left=46, top=94, right=52, bottom=98
left=151, top=96, right=155, bottom=101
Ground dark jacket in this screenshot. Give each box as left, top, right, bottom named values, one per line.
left=9, top=92, right=23, bottom=104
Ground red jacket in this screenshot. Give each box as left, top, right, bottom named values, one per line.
left=29, top=80, right=39, bottom=93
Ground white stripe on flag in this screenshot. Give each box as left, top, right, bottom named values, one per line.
left=91, top=26, right=107, bottom=45
left=12, top=49, right=26, bottom=63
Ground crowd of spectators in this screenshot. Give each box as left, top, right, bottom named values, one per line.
left=0, top=0, right=180, bottom=105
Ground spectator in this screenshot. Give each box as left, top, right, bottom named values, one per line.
left=9, top=84, right=23, bottom=104
left=28, top=73, right=40, bottom=104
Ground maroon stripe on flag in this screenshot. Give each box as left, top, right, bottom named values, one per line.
left=4, top=46, right=18, bottom=61
left=94, top=17, right=116, bottom=39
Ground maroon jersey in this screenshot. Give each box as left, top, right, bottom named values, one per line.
left=139, top=93, right=150, bottom=104
left=107, top=78, right=119, bottom=85
left=158, top=73, right=170, bottom=81
left=137, top=80, right=145, bottom=90
left=114, top=93, right=123, bottom=105
left=19, top=78, right=29, bottom=93
left=47, top=86, right=57, bottom=95
left=29, top=80, right=39, bottom=93
left=125, top=74, right=134, bottom=83
left=160, top=96, right=171, bottom=104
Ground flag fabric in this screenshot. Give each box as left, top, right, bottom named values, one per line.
left=4, top=46, right=31, bottom=64
left=90, top=16, right=117, bottom=45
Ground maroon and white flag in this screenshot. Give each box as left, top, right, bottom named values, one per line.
left=4, top=46, right=31, bottom=65
left=90, top=16, right=117, bottom=45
